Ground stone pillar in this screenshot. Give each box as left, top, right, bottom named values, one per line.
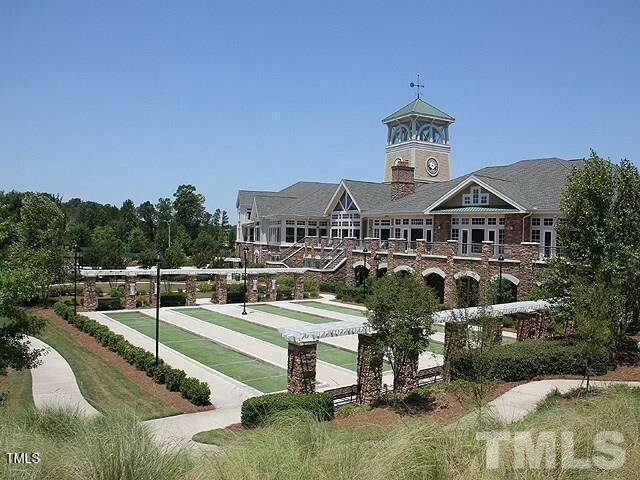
left=516, top=312, right=555, bottom=341
left=184, top=275, right=197, bottom=307
left=214, top=274, right=227, bottom=304
left=148, top=276, right=158, bottom=308
left=443, top=240, right=459, bottom=307
left=480, top=317, right=503, bottom=349
left=246, top=274, right=258, bottom=303
left=293, top=273, right=305, bottom=300
left=393, top=352, right=419, bottom=394
left=123, top=275, right=137, bottom=310
left=443, top=322, right=469, bottom=380
left=84, top=277, right=97, bottom=311
left=356, top=334, right=383, bottom=404
left=287, top=341, right=317, bottom=394
left=265, top=275, right=277, bottom=302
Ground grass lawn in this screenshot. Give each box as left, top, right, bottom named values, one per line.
left=178, top=308, right=391, bottom=371
left=107, top=312, right=287, bottom=393
left=37, top=320, right=180, bottom=420
left=296, top=301, right=367, bottom=317
left=249, top=304, right=334, bottom=324
left=0, top=368, right=34, bottom=416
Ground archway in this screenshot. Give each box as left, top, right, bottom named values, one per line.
left=489, top=274, right=519, bottom=303
left=354, top=265, right=369, bottom=286
left=454, top=271, right=480, bottom=308
left=424, top=274, right=445, bottom=304
left=393, top=265, right=415, bottom=277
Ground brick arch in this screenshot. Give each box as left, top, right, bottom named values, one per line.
left=453, top=270, right=480, bottom=282
left=490, top=273, right=520, bottom=286
left=421, top=267, right=446, bottom=279
left=352, top=260, right=371, bottom=269
left=393, top=265, right=415, bottom=274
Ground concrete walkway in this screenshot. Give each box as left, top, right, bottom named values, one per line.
left=458, top=379, right=640, bottom=427
left=27, top=336, right=100, bottom=417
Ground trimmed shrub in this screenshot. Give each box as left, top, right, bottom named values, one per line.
left=226, top=283, right=245, bottom=303
left=160, top=293, right=186, bottom=307
left=303, top=279, right=319, bottom=298
left=450, top=339, right=609, bottom=382
left=97, top=297, right=121, bottom=311
left=319, top=282, right=339, bottom=293
left=52, top=302, right=211, bottom=406
left=241, top=392, right=334, bottom=429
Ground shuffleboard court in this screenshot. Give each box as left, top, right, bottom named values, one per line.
left=178, top=308, right=364, bottom=371
left=106, top=311, right=287, bottom=393
left=295, top=301, right=367, bottom=317
left=249, top=304, right=334, bottom=324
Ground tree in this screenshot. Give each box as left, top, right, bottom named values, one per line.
left=84, top=226, right=125, bottom=269
left=172, top=184, right=206, bottom=240
left=212, top=208, right=221, bottom=227
left=0, top=265, right=46, bottom=371
left=126, top=227, right=148, bottom=253
left=365, top=273, right=437, bottom=393
left=117, top=199, right=139, bottom=241
left=155, top=197, right=173, bottom=251
left=553, top=151, right=640, bottom=342
left=163, top=243, right=187, bottom=269
left=221, top=210, right=230, bottom=229
left=7, top=193, right=66, bottom=300
left=136, top=200, right=157, bottom=241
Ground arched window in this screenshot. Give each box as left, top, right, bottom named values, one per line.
left=418, top=124, right=431, bottom=142
left=432, top=126, right=444, bottom=144
left=390, top=125, right=410, bottom=144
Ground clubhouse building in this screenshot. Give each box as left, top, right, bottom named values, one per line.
left=236, top=97, right=581, bottom=306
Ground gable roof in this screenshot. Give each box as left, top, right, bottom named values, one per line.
left=382, top=98, right=455, bottom=123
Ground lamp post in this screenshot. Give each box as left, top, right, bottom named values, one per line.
left=362, top=247, right=369, bottom=298
left=155, top=252, right=162, bottom=366
left=164, top=220, right=171, bottom=248
left=497, top=254, right=505, bottom=304
left=73, top=242, right=80, bottom=317
left=242, top=245, right=249, bottom=315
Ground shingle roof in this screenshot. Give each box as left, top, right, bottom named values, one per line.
left=382, top=98, right=455, bottom=123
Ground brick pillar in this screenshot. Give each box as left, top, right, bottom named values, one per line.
left=443, top=240, right=458, bottom=307
left=265, top=275, right=277, bottom=302
left=516, top=312, right=555, bottom=341
left=124, top=275, right=137, bottom=310
left=214, top=274, right=227, bottom=304
left=393, top=352, right=419, bottom=394
left=185, top=275, right=197, bottom=306
left=246, top=274, right=258, bottom=303
left=356, top=334, right=383, bottom=404
left=293, top=273, right=305, bottom=300
left=84, top=277, right=97, bottom=311
left=444, top=322, right=469, bottom=381
left=480, top=317, right=503, bottom=349
left=287, top=342, right=317, bottom=394
left=148, top=276, right=158, bottom=308
left=387, top=239, right=397, bottom=272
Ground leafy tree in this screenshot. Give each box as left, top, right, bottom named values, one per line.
left=212, top=208, right=221, bottom=227
left=126, top=227, right=148, bottom=253
left=84, top=226, right=125, bottom=269
left=163, top=243, right=187, bottom=268
left=173, top=184, right=206, bottom=239
left=365, top=273, right=437, bottom=393
left=155, top=197, right=173, bottom=251
left=117, top=199, right=139, bottom=241
left=137, top=200, right=157, bottom=241
left=221, top=210, right=230, bottom=229
left=7, top=193, right=66, bottom=300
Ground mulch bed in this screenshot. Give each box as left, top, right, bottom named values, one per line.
left=32, top=307, right=214, bottom=414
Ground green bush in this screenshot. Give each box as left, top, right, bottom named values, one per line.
left=226, top=283, right=245, bottom=303
left=52, top=302, right=211, bottom=406
left=241, top=392, right=335, bottom=428
left=451, top=339, right=609, bottom=382
left=160, top=293, right=186, bottom=307
left=319, top=282, right=339, bottom=293
left=303, top=279, right=319, bottom=298
left=97, top=297, right=122, bottom=311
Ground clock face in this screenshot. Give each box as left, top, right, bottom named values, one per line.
left=427, top=158, right=439, bottom=177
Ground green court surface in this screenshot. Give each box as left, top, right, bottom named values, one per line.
left=295, top=301, right=367, bottom=317
left=249, top=304, right=334, bottom=324
left=178, top=308, right=370, bottom=371
left=106, top=312, right=287, bottom=393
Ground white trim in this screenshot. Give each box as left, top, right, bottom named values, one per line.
left=393, top=265, right=415, bottom=274
left=322, top=181, right=362, bottom=217
left=491, top=273, right=520, bottom=286
left=423, top=175, right=528, bottom=213
left=352, top=260, right=371, bottom=269
left=377, top=262, right=388, bottom=270
left=454, top=270, right=480, bottom=282
left=422, top=267, right=446, bottom=278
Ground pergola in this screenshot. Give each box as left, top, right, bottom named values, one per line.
left=278, top=299, right=554, bottom=401
left=79, top=267, right=309, bottom=310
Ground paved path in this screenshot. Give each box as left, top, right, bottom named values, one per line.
left=458, top=379, right=640, bottom=427
left=144, top=308, right=356, bottom=389
left=28, top=336, right=100, bottom=417
left=84, top=311, right=259, bottom=408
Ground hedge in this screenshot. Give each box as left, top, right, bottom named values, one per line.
left=450, top=339, right=609, bottom=382
left=160, top=293, right=186, bottom=307
left=241, top=392, right=335, bottom=428
left=53, top=301, right=211, bottom=406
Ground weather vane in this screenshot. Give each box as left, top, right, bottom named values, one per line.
left=410, top=74, right=424, bottom=99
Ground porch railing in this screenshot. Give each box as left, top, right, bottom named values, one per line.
left=538, top=245, right=566, bottom=260
left=457, top=242, right=484, bottom=256
left=395, top=240, right=417, bottom=254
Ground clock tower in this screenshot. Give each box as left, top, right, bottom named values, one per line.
left=382, top=97, right=454, bottom=182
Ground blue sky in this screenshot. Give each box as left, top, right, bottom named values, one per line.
left=1, top=0, right=639, bottom=216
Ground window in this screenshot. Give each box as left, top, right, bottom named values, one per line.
left=531, top=229, right=541, bottom=243
left=532, top=218, right=541, bottom=226
left=451, top=228, right=459, bottom=241
left=452, top=218, right=460, bottom=225
left=472, top=218, right=485, bottom=225
left=472, top=188, right=480, bottom=205
left=402, top=219, right=409, bottom=225
left=544, top=218, right=554, bottom=226
left=425, top=218, right=433, bottom=226
left=480, top=194, right=489, bottom=205
left=498, top=229, right=505, bottom=246
left=390, top=125, right=410, bottom=144
left=432, top=126, right=444, bottom=144
left=308, top=220, right=318, bottom=226
left=307, top=227, right=317, bottom=237
left=461, top=218, right=470, bottom=225
left=463, top=195, right=471, bottom=205
left=286, top=220, right=295, bottom=225
left=411, top=218, right=424, bottom=225
left=319, top=227, right=327, bottom=237
left=286, top=227, right=295, bottom=243
left=395, top=219, right=401, bottom=225
left=488, top=218, right=497, bottom=225
left=394, top=228, right=401, bottom=238
left=499, top=218, right=505, bottom=226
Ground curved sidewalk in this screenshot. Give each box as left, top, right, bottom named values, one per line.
left=27, top=336, right=100, bottom=417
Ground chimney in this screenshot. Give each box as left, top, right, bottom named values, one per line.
left=390, top=159, right=416, bottom=200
